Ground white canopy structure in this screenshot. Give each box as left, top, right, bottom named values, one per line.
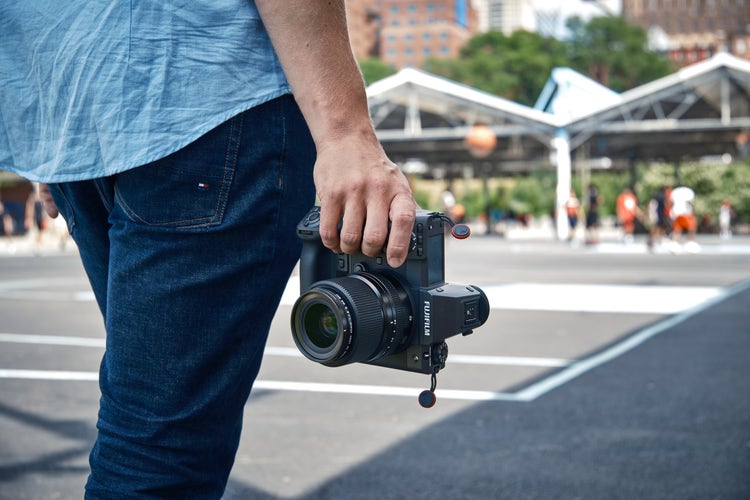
left=367, top=53, right=750, bottom=239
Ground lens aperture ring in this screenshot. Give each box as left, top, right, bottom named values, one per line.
left=351, top=273, right=412, bottom=360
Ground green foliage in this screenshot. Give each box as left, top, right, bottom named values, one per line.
left=506, top=172, right=556, bottom=217
left=409, top=16, right=674, bottom=102
left=638, top=162, right=750, bottom=224
left=358, top=58, right=396, bottom=86
left=424, top=30, right=568, bottom=106
left=411, top=186, right=432, bottom=211
left=565, top=16, right=675, bottom=91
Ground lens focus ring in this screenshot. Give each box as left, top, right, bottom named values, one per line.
left=290, top=273, right=411, bottom=367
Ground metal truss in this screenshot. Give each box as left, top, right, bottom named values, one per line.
left=368, top=53, right=750, bottom=171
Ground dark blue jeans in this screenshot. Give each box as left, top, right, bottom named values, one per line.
left=49, top=95, right=316, bottom=498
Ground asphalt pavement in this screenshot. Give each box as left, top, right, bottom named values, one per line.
left=1, top=228, right=749, bottom=499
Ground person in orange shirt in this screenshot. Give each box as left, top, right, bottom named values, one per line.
left=616, top=187, right=640, bottom=243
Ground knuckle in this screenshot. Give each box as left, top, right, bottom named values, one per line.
left=339, top=231, right=360, bottom=248
left=392, top=209, right=416, bottom=227
left=319, top=229, right=338, bottom=247
left=362, top=231, right=386, bottom=250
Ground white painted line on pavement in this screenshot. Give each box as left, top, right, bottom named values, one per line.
left=0, top=333, right=105, bottom=347
left=448, top=354, right=571, bottom=367
left=252, top=380, right=525, bottom=402
left=0, top=276, right=724, bottom=315
left=481, top=283, right=722, bottom=314
left=1, top=281, right=745, bottom=403
left=0, top=369, right=527, bottom=402
left=514, top=279, right=750, bottom=401
left=0, top=369, right=99, bottom=381
left=265, top=346, right=572, bottom=367
left=0, top=335, right=572, bottom=369
left=283, top=279, right=723, bottom=314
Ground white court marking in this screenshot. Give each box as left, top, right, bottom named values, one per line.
left=0, top=334, right=571, bottom=369
left=0, top=279, right=745, bottom=402
left=0, top=277, right=724, bottom=314
left=283, top=279, right=722, bottom=314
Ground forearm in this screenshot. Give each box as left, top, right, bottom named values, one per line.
left=255, top=0, right=376, bottom=151
left=256, top=0, right=415, bottom=266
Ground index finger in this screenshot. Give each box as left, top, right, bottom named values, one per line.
left=318, top=200, right=343, bottom=254
left=385, top=194, right=416, bottom=268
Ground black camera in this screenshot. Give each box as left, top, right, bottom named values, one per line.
left=290, top=206, right=490, bottom=386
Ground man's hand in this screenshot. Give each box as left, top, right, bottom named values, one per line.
left=255, top=0, right=417, bottom=267
left=314, top=137, right=416, bottom=268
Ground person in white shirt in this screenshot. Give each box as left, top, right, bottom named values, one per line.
left=669, top=186, right=699, bottom=252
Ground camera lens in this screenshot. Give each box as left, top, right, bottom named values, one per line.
left=291, top=273, right=412, bottom=367
left=304, top=303, right=339, bottom=349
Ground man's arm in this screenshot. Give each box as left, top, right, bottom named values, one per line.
left=255, top=0, right=415, bottom=268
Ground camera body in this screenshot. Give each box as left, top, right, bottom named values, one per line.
left=291, top=206, right=489, bottom=375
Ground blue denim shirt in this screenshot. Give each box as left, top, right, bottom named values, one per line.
left=0, top=1, right=290, bottom=182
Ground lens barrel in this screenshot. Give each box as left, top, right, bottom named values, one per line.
left=291, top=273, right=412, bottom=367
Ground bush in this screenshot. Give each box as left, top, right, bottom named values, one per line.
left=638, top=161, right=750, bottom=225
left=508, top=172, right=556, bottom=217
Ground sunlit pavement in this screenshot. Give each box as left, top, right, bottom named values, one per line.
left=1, top=230, right=749, bottom=499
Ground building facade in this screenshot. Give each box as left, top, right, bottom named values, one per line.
left=487, top=0, right=536, bottom=35
left=346, top=0, right=479, bottom=69
left=622, top=0, right=750, bottom=64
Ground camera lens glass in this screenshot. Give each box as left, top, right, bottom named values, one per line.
left=304, top=303, right=339, bottom=349
left=291, top=273, right=412, bottom=367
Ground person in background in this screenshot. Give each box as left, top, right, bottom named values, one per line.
left=647, top=185, right=670, bottom=251
left=669, top=185, right=700, bottom=253
left=565, top=188, right=581, bottom=242
left=0, top=199, right=16, bottom=253
left=585, top=184, right=602, bottom=245
left=25, top=183, right=46, bottom=251
left=616, top=187, right=640, bottom=244
left=1, top=2, right=416, bottom=497
left=719, top=199, right=734, bottom=240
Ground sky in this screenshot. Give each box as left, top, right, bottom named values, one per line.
left=532, top=0, right=622, bottom=38
left=534, top=0, right=621, bottom=18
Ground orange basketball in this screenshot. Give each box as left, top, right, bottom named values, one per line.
left=466, top=125, right=497, bottom=158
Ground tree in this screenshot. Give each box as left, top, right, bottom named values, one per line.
left=424, top=30, right=568, bottom=106
left=358, top=58, right=396, bottom=86
left=565, top=16, right=675, bottom=92
left=420, top=17, right=674, bottom=103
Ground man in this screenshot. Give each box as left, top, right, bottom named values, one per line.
left=647, top=185, right=670, bottom=250
left=1, top=1, right=416, bottom=497
left=585, top=184, right=602, bottom=245
left=669, top=185, right=699, bottom=252
left=565, top=189, right=581, bottom=242
left=615, top=187, right=639, bottom=243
